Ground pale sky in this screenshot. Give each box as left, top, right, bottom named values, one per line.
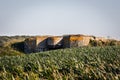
left=0, top=0, right=120, bottom=39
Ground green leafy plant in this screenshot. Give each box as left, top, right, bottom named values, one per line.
left=0, top=46, right=120, bottom=79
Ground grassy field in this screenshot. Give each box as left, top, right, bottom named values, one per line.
left=0, top=46, right=120, bottom=80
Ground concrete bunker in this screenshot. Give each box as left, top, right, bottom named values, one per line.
left=24, top=34, right=101, bottom=53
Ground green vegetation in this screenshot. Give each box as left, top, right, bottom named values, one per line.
left=0, top=36, right=120, bottom=79
left=89, top=39, right=120, bottom=46
left=0, top=46, right=120, bottom=80
left=0, top=36, right=29, bottom=47
left=0, top=47, right=22, bottom=57
left=0, top=36, right=30, bottom=56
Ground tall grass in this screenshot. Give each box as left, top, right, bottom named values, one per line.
left=0, top=46, right=120, bottom=79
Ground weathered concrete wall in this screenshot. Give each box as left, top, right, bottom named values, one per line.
left=63, top=35, right=94, bottom=48
left=47, top=36, right=63, bottom=49
left=47, top=36, right=63, bottom=45
left=35, top=36, right=48, bottom=52
left=24, top=37, right=36, bottom=53
left=82, top=36, right=94, bottom=46
left=69, top=35, right=84, bottom=47
left=63, top=35, right=70, bottom=48
left=63, top=35, right=84, bottom=48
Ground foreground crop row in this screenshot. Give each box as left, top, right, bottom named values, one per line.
left=0, top=46, right=120, bottom=80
